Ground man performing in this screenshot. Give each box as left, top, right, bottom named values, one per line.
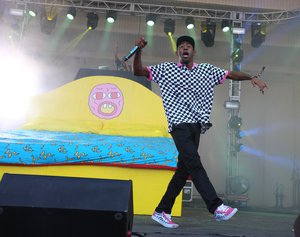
left=133, top=35, right=268, bottom=228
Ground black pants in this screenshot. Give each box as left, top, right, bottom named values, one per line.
left=155, top=123, right=223, bottom=214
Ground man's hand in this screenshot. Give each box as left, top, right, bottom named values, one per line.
left=251, top=76, right=268, bottom=94
left=135, top=36, right=148, bottom=50
left=133, top=36, right=149, bottom=77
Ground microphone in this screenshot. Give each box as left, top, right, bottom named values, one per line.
left=123, top=45, right=139, bottom=62
left=257, top=66, right=265, bottom=78
left=123, top=40, right=147, bottom=61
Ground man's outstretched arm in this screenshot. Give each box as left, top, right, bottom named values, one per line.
left=227, top=70, right=268, bottom=94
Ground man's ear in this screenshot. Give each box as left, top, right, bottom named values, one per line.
left=175, top=50, right=179, bottom=57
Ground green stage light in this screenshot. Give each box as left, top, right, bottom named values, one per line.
left=221, top=19, right=231, bottom=32
left=27, top=4, right=38, bottom=17
left=185, top=17, right=194, bottom=30
left=146, top=14, right=156, bottom=26
left=106, top=10, right=117, bottom=23
left=29, top=10, right=36, bottom=17
left=67, top=7, right=76, bottom=20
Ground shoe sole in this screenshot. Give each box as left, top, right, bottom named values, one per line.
left=151, top=215, right=179, bottom=228
left=215, top=208, right=238, bottom=221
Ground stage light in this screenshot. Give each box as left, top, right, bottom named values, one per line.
left=185, top=17, right=194, bottom=30
left=236, top=129, right=244, bottom=139
left=251, top=22, right=266, bottom=48
left=221, top=19, right=231, bottom=32
left=44, top=5, right=58, bottom=21
left=146, top=14, right=156, bottom=26
left=231, top=48, right=244, bottom=63
left=29, top=10, right=36, bottom=17
left=106, top=10, right=116, bottom=23
left=28, top=6, right=37, bottom=17
left=224, top=100, right=240, bottom=110
left=229, top=116, right=242, bottom=129
left=87, top=12, right=99, bottom=30
left=235, top=143, right=244, bottom=152
left=40, top=8, right=57, bottom=34
left=164, top=19, right=175, bottom=36
left=67, top=7, right=76, bottom=20
left=201, top=20, right=216, bottom=47
left=231, top=34, right=243, bottom=63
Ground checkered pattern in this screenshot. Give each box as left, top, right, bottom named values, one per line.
left=147, top=62, right=226, bottom=133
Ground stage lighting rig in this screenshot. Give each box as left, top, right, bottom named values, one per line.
left=28, top=4, right=37, bottom=17
left=106, top=10, right=117, bottom=23
left=201, top=20, right=216, bottom=47
left=40, top=8, right=57, bottom=34
left=251, top=22, right=266, bottom=48
left=164, top=19, right=175, bottom=36
left=67, top=7, right=76, bottom=20
left=146, top=14, right=156, bottom=26
left=185, top=17, right=195, bottom=30
left=87, top=12, right=99, bottom=30
left=229, top=116, right=242, bottom=129
left=231, top=34, right=244, bottom=63
left=221, top=19, right=231, bottom=32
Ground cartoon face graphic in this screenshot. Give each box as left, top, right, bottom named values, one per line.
left=88, top=83, right=124, bottom=119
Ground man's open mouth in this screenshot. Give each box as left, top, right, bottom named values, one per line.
left=182, top=52, right=189, bottom=58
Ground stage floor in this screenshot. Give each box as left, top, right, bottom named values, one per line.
left=132, top=200, right=298, bottom=237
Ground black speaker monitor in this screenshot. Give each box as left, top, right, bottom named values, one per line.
left=0, top=173, right=133, bottom=237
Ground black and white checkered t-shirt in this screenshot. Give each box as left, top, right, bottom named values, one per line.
left=147, top=62, right=228, bottom=133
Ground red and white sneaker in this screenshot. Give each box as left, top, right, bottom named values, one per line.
left=214, top=204, right=238, bottom=221
left=151, top=211, right=179, bottom=228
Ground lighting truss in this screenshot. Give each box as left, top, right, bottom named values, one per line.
left=3, top=0, right=300, bottom=23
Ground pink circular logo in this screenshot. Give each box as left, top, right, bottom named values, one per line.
left=88, top=83, right=124, bottom=119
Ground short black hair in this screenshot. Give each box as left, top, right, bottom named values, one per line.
left=176, top=35, right=195, bottom=49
